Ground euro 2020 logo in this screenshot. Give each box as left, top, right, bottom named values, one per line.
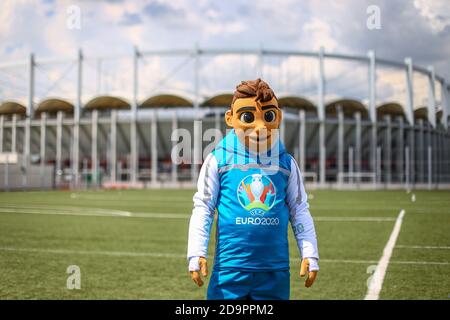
left=237, top=174, right=276, bottom=216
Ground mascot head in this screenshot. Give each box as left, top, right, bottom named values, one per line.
left=225, top=78, right=282, bottom=153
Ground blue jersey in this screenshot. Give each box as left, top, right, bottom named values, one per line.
left=187, top=129, right=319, bottom=273
left=211, top=129, right=292, bottom=271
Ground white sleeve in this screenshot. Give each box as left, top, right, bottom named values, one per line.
left=187, top=153, right=220, bottom=262
left=286, top=156, right=319, bottom=262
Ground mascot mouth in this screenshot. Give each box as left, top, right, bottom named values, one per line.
left=248, top=134, right=271, bottom=142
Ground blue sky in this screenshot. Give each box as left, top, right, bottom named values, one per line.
left=0, top=0, right=449, bottom=106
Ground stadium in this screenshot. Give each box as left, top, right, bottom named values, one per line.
left=0, top=47, right=449, bottom=191
left=1, top=44, right=449, bottom=301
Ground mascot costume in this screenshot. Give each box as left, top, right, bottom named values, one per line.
left=187, top=79, right=319, bottom=300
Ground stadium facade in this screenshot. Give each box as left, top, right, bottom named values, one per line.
left=0, top=48, right=449, bottom=190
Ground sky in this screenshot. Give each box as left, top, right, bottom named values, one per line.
left=0, top=0, right=449, bottom=108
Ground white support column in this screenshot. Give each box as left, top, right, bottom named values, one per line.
left=280, top=114, right=285, bottom=144
left=298, top=109, right=306, bottom=174
left=348, top=147, right=354, bottom=184
left=442, top=130, right=446, bottom=183
left=428, top=144, right=432, bottom=189
left=354, top=111, right=362, bottom=182
left=441, top=81, right=448, bottom=130
left=444, top=129, right=450, bottom=183
left=337, top=104, right=344, bottom=185
left=447, top=87, right=450, bottom=131
left=91, top=109, right=98, bottom=187
left=73, top=49, right=82, bottom=188
left=191, top=45, right=201, bottom=184
left=405, top=146, right=410, bottom=190
left=430, top=77, right=437, bottom=186
left=437, top=129, right=442, bottom=184
left=428, top=67, right=437, bottom=186
left=23, top=53, right=35, bottom=187
left=40, top=112, right=47, bottom=188
left=318, top=47, right=326, bottom=185
left=368, top=50, right=377, bottom=182
left=384, top=114, right=392, bottom=184
left=443, top=130, right=447, bottom=183
left=171, top=110, right=178, bottom=184
left=130, top=46, right=139, bottom=183
left=0, top=115, right=4, bottom=152
left=427, top=66, right=437, bottom=128
left=427, top=123, right=432, bottom=186
left=151, top=109, right=158, bottom=185
left=432, top=127, right=437, bottom=186
left=444, top=131, right=450, bottom=183
left=404, top=57, right=415, bottom=186
left=441, top=130, right=444, bottom=184
left=110, top=110, right=117, bottom=183
left=4, top=153, right=9, bottom=191
left=27, top=53, right=35, bottom=119
left=376, top=146, right=382, bottom=186
left=56, top=111, right=62, bottom=186
left=409, top=122, right=415, bottom=186
left=396, top=116, right=404, bottom=183
left=192, top=119, right=201, bottom=183
left=404, top=58, right=415, bottom=125
left=11, top=114, right=17, bottom=152
left=418, top=119, right=424, bottom=182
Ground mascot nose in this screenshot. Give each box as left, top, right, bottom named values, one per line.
left=254, top=119, right=266, bottom=133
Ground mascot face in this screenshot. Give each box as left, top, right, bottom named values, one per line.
left=225, top=96, right=282, bottom=153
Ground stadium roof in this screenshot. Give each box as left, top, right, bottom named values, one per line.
left=278, top=96, right=316, bottom=113
left=84, top=96, right=131, bottom=111
left=0, top=101, right=27, bottom=116
left=140, top=94, right=193, bottom=108
left=35, top=98, right=74, bottom=117
left=325, top=99, right=369, bottom=118
left=201, top=93, right=233, bottom=107
left=436, top=109, right=443, bottom=122
left=376, top=102, right=406, bottom=119
left=414, top=106, right=428, bottom=121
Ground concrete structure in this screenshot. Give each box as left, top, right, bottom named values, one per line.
left=0, top=48, right=449, bottom=190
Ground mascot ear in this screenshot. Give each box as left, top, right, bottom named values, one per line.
left=225, top=109, right=233, bottom=127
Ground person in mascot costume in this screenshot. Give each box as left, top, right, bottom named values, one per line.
left=187, top=78, right=319, bottom=300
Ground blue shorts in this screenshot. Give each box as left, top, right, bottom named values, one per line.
left=207, top=269, right=290, bottom=300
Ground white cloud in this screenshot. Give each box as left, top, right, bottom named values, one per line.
left=204, top=20, right=246, bottom=36
left=414, top=0, right=450, bottom=33
left=0, top=0, right=448, bottom=107
left=303, top=18, right=339, bottom=52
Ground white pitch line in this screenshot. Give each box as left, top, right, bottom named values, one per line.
left=291, top=257, right=378, bottom=264
left=0, top=208, right=134, bottom=218
left=0, top=206, right=397, bottom=222
left=396, top=245, right=450, bottom=250
left=1, top=246, right=448, bottom=266
left=314, top=217, right=396, bottom=222
left=0, top=247, right=185, bottom=258
left=388, top=260, right=450, bottom=266
left=365, top=209, right=406, bottom=300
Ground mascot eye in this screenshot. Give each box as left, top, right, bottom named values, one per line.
left=264, top=110, right=276, bottom=122
left=240, top=112, right=255, bottom=123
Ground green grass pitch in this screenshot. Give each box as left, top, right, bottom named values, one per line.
left=0, top=189, right=449, bottom=300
